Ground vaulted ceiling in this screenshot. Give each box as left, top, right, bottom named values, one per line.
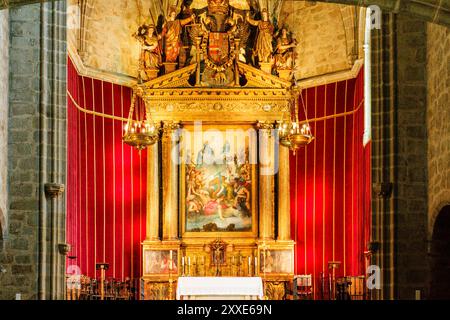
left=2, top=0, right=449, bottom=26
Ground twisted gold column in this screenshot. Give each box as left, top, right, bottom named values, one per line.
left=258, top=121, right=275, bottom=240
left=162, top=121, right=180, bottom=241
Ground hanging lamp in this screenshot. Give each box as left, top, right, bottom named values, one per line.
left=278, top=88, right=314, bottom=155
left=123, top=90, right=160, bottom=150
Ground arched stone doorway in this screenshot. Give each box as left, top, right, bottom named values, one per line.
left=429, top=205, right=450, bottom=299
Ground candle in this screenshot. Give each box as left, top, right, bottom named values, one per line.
left=182, top=257, right=185, bottom=276
left=255, top=256, right=258, bottom=273
left=263, top=251, right=266, bottom=273
left=169, top=250, right=173, bottom=271
left=188, top=257, right=191, bottom=266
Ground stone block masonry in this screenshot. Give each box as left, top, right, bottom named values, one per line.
left=0, top=1, right=67, bottom=300
left=0, top=3, right=41, bottom=300
left=427, top=23, right=450, bottom=235
left=394, top=14, right=429, bottom=300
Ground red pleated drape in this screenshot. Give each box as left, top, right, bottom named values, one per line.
left=289, top=70, right=370, bottom=298
left=67, top=58, right=370, bottom=292
left=67, top=57, right=147, bottom=280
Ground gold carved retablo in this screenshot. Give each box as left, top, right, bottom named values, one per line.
left=138, top=1, right=297, bottom=301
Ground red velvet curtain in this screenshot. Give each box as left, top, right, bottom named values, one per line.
left=67, top=58, right=370, bottom=289
left=289, top=70, right=370, bottom=297
left=67, top=58, right=147, bottom=280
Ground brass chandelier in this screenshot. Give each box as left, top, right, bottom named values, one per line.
left=278, top=88, right=314, bottom=155
left=278, top=0, right=314, bottom=155
left=123, top=91, right=160, bottom=150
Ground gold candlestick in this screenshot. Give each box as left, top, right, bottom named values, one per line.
left=181, top=256, right=185, bottom=276
left=168, top=250, right=173, bottom=300
left=168, top=270, right=173, bottom=300
left=187, top=257, right=191, bottom=276
left=95, top=263, right=109, bottom=301
left=193, top=256, right=197, bottom=276
left=262, top=243, right=268, bottom=300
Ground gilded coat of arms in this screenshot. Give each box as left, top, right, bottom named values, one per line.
left=134, top=0, right=298, bottom=84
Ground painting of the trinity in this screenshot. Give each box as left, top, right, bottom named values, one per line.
left=183, top=127, right=255, bottom=232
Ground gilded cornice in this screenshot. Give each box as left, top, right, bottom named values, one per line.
left=134, top=63, right=293, bottom=123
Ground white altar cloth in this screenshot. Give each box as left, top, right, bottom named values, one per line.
left=176, top=277, right=264, bottom=300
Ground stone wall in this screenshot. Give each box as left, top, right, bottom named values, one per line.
left=0, top=9, right=8, bottom=240
left=279, top=1, right=356, bottom=79
left=77, top=0, right=148, bottom=77
left=371, top=13, right=431, bottom=300
left=394, top=14, right=429, bottom=299
left=0, top=1, right=67, bottom=300
left=0, top=3, right=41, bottom=300
left=426, top=23, right=450, bottom=235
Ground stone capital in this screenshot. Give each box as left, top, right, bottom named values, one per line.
left=44, top=183, right=65, bottom=199
left=58, top=243, right=71, bottom=256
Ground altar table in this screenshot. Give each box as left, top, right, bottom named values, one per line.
left=176, top=277, right=264, bottom=300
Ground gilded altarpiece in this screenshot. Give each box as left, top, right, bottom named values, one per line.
left=139, top=62, right=295, bottom=300
left=139, top=0, right=295, bottom=300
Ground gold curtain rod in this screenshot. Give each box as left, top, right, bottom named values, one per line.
left=67, top=89, right=129, bottom=122
left=67, top=89, right=364, bottom=124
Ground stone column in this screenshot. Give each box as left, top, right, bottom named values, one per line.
left=146, top=141, right=160, bottom=241
left=2, top=3, right=68, bottom=299
left=31, top=1, right=68, bottom=300
left=162, top=121, right=180, bottom=241
left=0, top=9, right=8, bottom=242
left=258, top=122, right=275, bottom=240
left=277, top=142, right=290, bottom=241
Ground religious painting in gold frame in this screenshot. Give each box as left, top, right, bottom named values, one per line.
left=180, top=124, right=258, bottom=238
left=258, top=248, right=294, bottom=275
left=143, top=248, right=180, bottom=277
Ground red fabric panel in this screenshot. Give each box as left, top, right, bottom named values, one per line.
left=290, top=69, right=370, bottom=298
left=66, top=58, right=147, bottom=280
left=67, top=57, right=371, bottom=293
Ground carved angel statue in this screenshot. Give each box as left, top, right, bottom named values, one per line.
left=161, top=6, right=196, bottom=63
left=227, top=9, right=251, bottom=62
left=133, top=24, right=162, bottom=80
left=246, top=8, right=274, bottom=64
left=274, top=27, right=297, bottom=71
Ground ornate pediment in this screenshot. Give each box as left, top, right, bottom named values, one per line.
left=138, top=62, right=291, bottom=90
left=237, top=62, right=292, bottom=89
left=139, top=64, right=197, bottom=89
left=133, top=61, right=293, bottom=123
